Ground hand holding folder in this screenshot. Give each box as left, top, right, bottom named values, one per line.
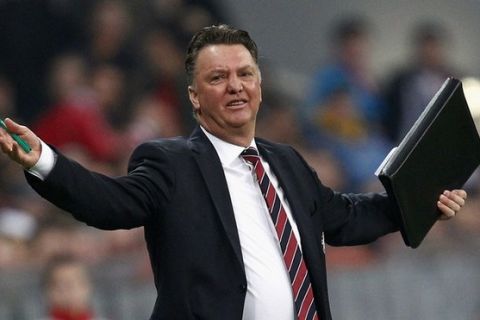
left=376, top=77, right=480, bottom=248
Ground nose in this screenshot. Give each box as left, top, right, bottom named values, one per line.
left=227, top=75, right=243, bottom=93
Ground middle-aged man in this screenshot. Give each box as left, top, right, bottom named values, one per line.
left=0, top=25, right=467, bottom=320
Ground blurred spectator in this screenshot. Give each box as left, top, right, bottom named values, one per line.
left=33, top=54, right=124, bottom=163
left=257, top=104, right=303, bottom=147
left=0, top=147, right=47, bottom=271
left=383, top=21, right=458, bottom=142
left=300, top=148, right=346, bottom=193
left=126, top=95, right=182, bottom=147
left=306, top=85, right=391, bottom=192
left=84, top=0, right=137, bottom=75
left=31, top=219, right=78, bottom=267
left=256, top=66, right=347, bottom=191
left=0, top=0, right=231, bottom=281
left=0, top=0, right=88, bottom=123
left=33, top=223, right=105, bottom=268
left=132, top=27, right=193, bottom=137
left=144, top=0, right=226, bottom=45
left=30, top=212, right=144, bottom=269
left=304, top=16, right=387, bottom=128
left=39, top=254, right=107, bottom=320
left=91, top=64, right=129, bottom=130
left=302, top=16, right=392, bottom=191
left=0, top=207, right=36, bottom=270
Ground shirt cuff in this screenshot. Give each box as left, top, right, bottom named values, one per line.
left=27, top=140, right=56, bottom=181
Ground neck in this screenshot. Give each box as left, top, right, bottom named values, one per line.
left=200, top=124, right=254, bottom=147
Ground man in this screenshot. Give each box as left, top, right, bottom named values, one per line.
left=0, top=25, right=467, bottom=320
left=302, top=16, right=391, bottom=192
left=39, top=254, right=107, bottom=320
left=383, top=21, right=456, bottom=143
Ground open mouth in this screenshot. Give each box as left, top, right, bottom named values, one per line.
left=226, top=99, right=248, bottom=108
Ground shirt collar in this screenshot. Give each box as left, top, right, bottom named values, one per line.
left=201, top=126, right=256, bottom=166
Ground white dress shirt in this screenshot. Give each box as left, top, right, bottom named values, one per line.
left=30, top=129, right=301, bottom=319
left=202, top=128, right=299, bottom=320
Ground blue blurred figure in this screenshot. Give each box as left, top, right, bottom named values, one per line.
left=303, top=16, right=391, bottom=191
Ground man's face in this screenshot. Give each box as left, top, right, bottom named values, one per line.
left=47, top=264, right=91, bottom=312
left=188, top=44, right=262, bottom=144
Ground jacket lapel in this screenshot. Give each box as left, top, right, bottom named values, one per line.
left=188, top=127, right=244, bottom=269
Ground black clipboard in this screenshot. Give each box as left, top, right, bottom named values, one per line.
left=376, top=77, right=480, bottom=248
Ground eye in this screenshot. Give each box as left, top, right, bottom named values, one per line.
left=210, top=73, right=226, bottom=83
left=240, top=70, right=254, bottom=78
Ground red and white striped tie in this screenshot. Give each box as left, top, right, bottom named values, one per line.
left=241, top=147, right=319, bottom=320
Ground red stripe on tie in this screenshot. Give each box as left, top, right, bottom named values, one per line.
left=292, top=260, right=308, bottom=298
left=275, top=208, right=288, bottom=239
left=298, top=284, right=315, bottom=319
left=266, top=184, right=276, bottom=208
left=283, top=234, right=297, bottom=269
left=255, top=162, right=265, bottom=181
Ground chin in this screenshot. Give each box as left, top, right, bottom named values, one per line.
left=227, top=111, right=256, bottom=125
left=226, top=117, right=255, bottom=129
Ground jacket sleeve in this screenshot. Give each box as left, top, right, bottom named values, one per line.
left=290, top=146, right=400, bottom=246
left=24, top=142, right=174, bottom=230
left=320, top=187, right=400, bottom=246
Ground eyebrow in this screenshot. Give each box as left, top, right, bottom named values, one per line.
left=206, top=64, right=257, bottom=74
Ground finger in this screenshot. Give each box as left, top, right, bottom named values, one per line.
left=4, top=118, right=40, bottom=153
left=451, top=189, right=467, bottom=200
left=443, top=190, right=466, bottom=207
left=1, top=130, right=27, bottom=160
left=447, top=192, right=466, bottom=207
left=437, top=201, right=455, bottom=219
left=439, top=193, right=461, bottom=212
left=4, top=140, right=19, bottom=159
left=9, top=142, right=30, bottom=166
left=0, top=129, right=18, bottom=155
left=4, top=118, right=31, bottom=143
left=0, top=131, right=13, bottom=153
left=0, top=141, right=13, bottom=153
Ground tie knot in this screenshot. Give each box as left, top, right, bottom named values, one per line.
left=242, top=147, right=259, bottom=156
left=241, top=147, right=260, bottom=165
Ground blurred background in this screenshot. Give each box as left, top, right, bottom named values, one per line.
left=0, top=0, right=479, bottom=319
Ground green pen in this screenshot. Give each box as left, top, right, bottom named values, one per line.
left=0, top=119, right=31, bottom=153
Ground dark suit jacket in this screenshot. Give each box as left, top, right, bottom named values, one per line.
left=26, top=126, right=399, bottom=320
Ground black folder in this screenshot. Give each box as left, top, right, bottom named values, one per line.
left=376, top=77, right=480, bottom=248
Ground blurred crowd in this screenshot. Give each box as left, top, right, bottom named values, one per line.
left=0, top=0, right=227, bottom=272
left=0, top=1, right=479, bottom=318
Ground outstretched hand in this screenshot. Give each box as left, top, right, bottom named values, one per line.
left=0, top=118, right=42, bottom=168
left=437, top=189, right=467, bottom=220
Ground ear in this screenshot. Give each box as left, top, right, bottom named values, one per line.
left=258, top=69, right=263, bottom=103
left=188, top=85, right=201, bottom=114
left=259, top=82, right=262, bottom=104
left=259, top=81, right=262, bottom=104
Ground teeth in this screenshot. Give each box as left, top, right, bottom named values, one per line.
left=228, top=100, right=245, bottom=106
